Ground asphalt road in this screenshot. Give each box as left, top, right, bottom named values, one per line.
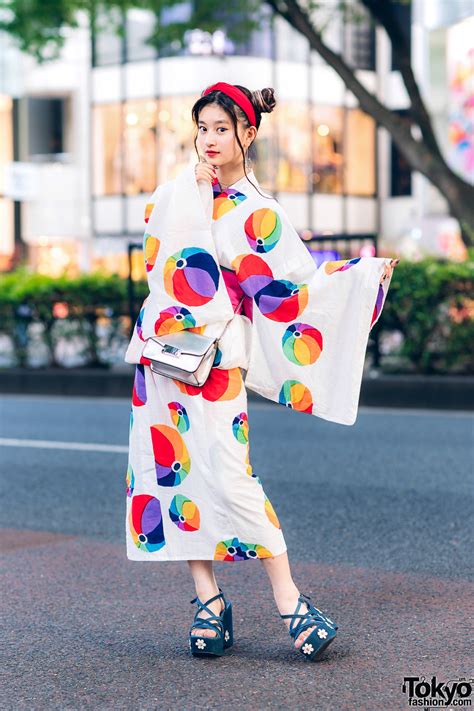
left=1, top=394, right=473, bottom=710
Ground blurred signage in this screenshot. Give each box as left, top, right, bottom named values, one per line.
left=4, top=162, right=40, bottom=200
left=308, top=248, right=341, bottom=267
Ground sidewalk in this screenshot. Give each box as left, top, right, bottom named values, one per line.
left=0, top=368, right=472, bottom=410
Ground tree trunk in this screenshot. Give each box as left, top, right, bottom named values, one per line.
left=266, top=0, right=474, bottom=248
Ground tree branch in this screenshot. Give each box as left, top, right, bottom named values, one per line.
left=360, top=0, right=443, bottom=160
left=266, top=0, right=469, bottom=186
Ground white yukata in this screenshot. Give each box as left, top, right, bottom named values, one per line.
left=123, top=164, right=393, bottom=562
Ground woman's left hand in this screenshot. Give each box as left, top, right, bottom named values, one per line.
left=380, top=258, right=400, bottom=284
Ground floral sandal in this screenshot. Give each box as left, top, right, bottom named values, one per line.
left=189, top=587, right=234, bottom=657
left=280, top=592, right=337, bottom=661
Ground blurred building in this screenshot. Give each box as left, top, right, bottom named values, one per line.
left=0, top=0, right=472, bottom=276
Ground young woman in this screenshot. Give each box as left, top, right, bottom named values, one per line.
left=124, top=82, right=399, bottom=661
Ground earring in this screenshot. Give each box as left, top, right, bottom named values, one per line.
left=244, top=150, right=251, bottom=170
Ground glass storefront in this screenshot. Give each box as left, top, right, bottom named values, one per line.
left=156, top=95, right=197, bottom=181
left=93, top=104, right=123, bottom=195
left=312, top=106, right=344, bottom=193
left=345, top=108, right=376, bottom=196
left=124, top=100, right=157, bottom=194
left=92, top=97, right=376, bottom=200
left=0, top=96, right=14, bottom=268
left=276, top=101, right=311, bottom=192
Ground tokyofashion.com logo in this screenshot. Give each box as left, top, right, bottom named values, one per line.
left=402, top=676, right=473, bottom=707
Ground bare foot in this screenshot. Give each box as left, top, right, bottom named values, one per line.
left=190, top=593, right=224, bottom=638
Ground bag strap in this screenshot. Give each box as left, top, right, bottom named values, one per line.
left=217, top=294, right=245, bottom=342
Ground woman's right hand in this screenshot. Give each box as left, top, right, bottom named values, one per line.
left=195, top=159, right=218, bottom=184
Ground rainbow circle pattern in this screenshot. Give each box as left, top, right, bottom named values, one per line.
left=173, top=367, right=243, bottom=402
left=132, top=364, right=147, bottom=406
left=150, top=424, right=191, bottom=487
left=154, top=306, right=196, bottom=335
left=324, top=257, right=361, bottom=275
left=254, top=279, right=309, bottom=322
left=143, top=233, right=160, bottom=272
left=213, top=187, right=248, bottom=220
left=126, top=464, right=135, bottom=497
left=278, top=380, right=313, bottom=413
left=245, top=443, right=254, bottom=478
left=144, top=203, right=154, bottom=224
left=214, top=537, right=273, bottom=561
left=371, top=283, right=384, bottom=327
left=282, top=322, right=323, bottom=365
left=164, top=247, right=220, bottom=306
left=264, top=495, right=281, bottom=528
left=167, top=401, right=190, bottom=433
left=231, top=254, right=274, bottom=298
left=213, top=345, right=222, bottom=367
left=245, top=208, right=282, bottom=253
left=169, top=494, right=200, bottom=532
left=136, top=305, right=146, bottom=341
left=129, top=494, right=165, bottom=552
left=232, top=412, right=249, bottom=444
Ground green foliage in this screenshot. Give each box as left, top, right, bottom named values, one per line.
left=0, top=268, right=132, bottom=367
left=0, top=0, right=265, bottom=62
left=377, top=255, right=474, bottom=373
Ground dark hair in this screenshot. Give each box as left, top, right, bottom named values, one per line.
left=191, top=85, right=276, bottom=199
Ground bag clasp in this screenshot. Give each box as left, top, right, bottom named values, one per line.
left=162, top=344, right=180, bottom=356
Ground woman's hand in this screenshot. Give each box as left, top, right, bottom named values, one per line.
left=195, top=158, right=218, bottom=185
left=380, top=258, right=400, bottom=284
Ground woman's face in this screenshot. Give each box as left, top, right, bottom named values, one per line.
left=196, top=103, right=254, bottom=170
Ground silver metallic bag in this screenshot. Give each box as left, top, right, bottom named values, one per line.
left=141, top=297, right=244, bottom=387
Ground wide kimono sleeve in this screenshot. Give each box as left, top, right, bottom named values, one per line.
left=124, top=165, right=235, bottom=364
left=241, top=199, right=392, bottom=425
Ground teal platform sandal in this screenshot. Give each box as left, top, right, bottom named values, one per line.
left=189, top=588, right=233, bottom=657
left=280, top=592, right=337, bottom=661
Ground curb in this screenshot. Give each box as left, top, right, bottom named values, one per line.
left=0, top=369, right=472, bottom=411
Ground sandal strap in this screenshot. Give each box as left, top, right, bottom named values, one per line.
left=190, top=617, right=224, bottom=636
left=280, top=593, right=331, bottom=639
left=189, top=588, right=226, bottom=637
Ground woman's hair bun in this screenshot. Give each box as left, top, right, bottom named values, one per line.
left=252, top=87, right=276, bottom=114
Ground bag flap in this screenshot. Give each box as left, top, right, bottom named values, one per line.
left=144, top=331, right=216, bottom=357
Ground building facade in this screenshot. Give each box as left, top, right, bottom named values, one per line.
left=0, top=1, right=471, bottom=277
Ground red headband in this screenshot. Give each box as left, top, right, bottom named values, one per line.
left=201, top=82, right=257, bottom=127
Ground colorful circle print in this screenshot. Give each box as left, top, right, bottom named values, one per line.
left=325, top=257, right=361, bottom=275
left=255, top=279, right=308, bottom=322
left=150, top=424, right=191, bottom=487
left=143, top=233, right=160, bottom=272
left=213, top=187, right=248, bottom=220
left=245, top=208, right=282, bottom=253
left=231, top=254, right=273, bottom=298
left=174, top=367, right=243, bottom=402
left=169, top=494, right=200, bottom=532
left=282, top=323, right=323, bottom=365
left=164, top=247, right=220, bottom=306
left=132, top=364, right=147, bottom=407
left=125, top=463, right=135, bottom=497
left=129, top=494, right=165, bottom=553
left=167, top=401, right=190, bottom=433
left=264, top=495, right=281, bottom=528
left=136, top=305, right=146, bottom=341
left=371, top=283, right=384, bottom=327
left=232, top=412, right=249, bottom=444
left=278, top=380, right=313, bottom=413
left=214, top=537, right=273, bottom=561
left=154, top=306, right=196, bottom=335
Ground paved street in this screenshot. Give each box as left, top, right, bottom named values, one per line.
left=1, top=393, right=472, bottom=710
